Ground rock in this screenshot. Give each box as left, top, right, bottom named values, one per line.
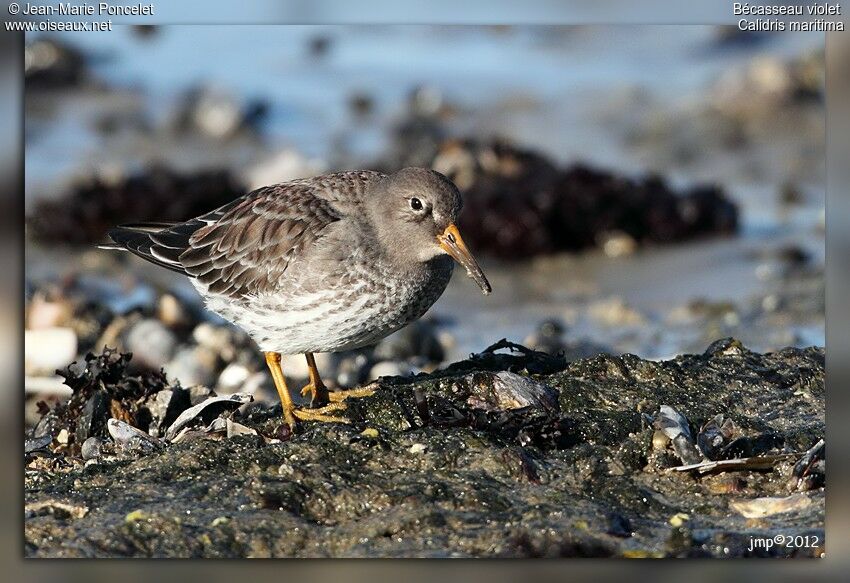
left=165, top=345, right=218, bottom=387
left=124, top=319, right=178, bottom=370
left=368, top=360, right=416, bottom=381
left=335, top=353, right=371, bottom=388
left=373, top=320, right=444, bottom=363
left=26, top=340, right=824, bottom=558
left=242, top=148, right=326, bottom=192
left=156, top=294, right=192, bottom=330
left=599, top=230, right=638, bottom=258
left=217, top=363, right=251, bottom=392
left=75, top=388, right=110, bottom=445
left=26, top=291, right=73, bottom=330
left=414, top=139, right=739, bottom=260
left=25, top=38, right=89, bottom=90
left=588, top=297, right=645, bottom=327
left=24, top=328, right=77, bottom=376
left=306, top=33, right=332, bottom=58
left=192, top=323, right=252, bottom=362
left=169, top=84, right=269, bottom=141
left=523, top=319, right=566, bottom=355
left=25, top=501, right=89, bottom=520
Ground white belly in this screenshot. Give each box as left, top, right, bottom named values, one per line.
left=194, top=258, right=453, bottom=354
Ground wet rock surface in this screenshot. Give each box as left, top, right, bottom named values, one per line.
left=25, top=339, right=824, bottom=558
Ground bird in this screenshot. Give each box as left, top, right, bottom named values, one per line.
left=102, top=167, right=491, bottom=428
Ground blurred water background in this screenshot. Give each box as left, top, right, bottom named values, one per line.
left=24, top=25, right=825, bottom=409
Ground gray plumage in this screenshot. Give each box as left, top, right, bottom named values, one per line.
left=106, top=167, right=489, bottom=355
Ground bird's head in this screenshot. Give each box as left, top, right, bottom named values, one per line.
left=367, top=167, right=491, bottom=294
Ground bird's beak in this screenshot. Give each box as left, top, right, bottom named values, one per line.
left=437, top=223, right=491, bottom=295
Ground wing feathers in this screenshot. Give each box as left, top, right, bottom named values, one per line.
left=102, top=171, right=384, bottom=297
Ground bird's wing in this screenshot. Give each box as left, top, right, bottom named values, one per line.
left=107, top=171, right=384, bottom=297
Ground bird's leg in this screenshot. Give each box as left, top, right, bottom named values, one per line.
left=299, top=352, right=330, bottom=407
left=301, top=352, right=375, bottom=411
left=265, top=351, right=297, bottom=428
left=266, top=352, right=347, bottom=425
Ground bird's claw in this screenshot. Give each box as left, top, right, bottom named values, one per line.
left=299, top=381, right=330, bottom=408
left=292, top=401, right=349, bottom=423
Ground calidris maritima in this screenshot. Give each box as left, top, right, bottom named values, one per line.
left=103, top=168, right=491, bottom=427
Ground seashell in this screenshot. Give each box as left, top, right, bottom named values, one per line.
left=654, top=405, right=704, bottom=465
left=464, top=371, right=558, bottom=413
left=107, top=418, right=162, bottom=455
left=164, top=392, right=253, bottom=441
left=730, top=493, right=813, bottom=519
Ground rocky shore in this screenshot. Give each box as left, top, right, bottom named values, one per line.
left=25, top=339, right=824, bottom=558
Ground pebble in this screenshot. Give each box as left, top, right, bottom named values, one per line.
left=56, top=428, right=69, bottom=445
left=81, top=437, right=104, bottom=460
left=217, top=363, right=251, bottom=392
left=24, top=328, right=77, bottom=376
left=368, top=360, right=415, bottom=381
left=157, top=294, right=191, bottom=330
left=124, top=319, right=178, bottom=370
left=588, top=297, right=646, bottom=327
left=524, top=319, right=566, bottom=355
left=165, top=345, right=218, bottom=387
left=336, top=353, right=371, bottom=388
left=373, top=320, right=444, bottom=363
left=242, top=148, right=326, bottom=192
left=26, top=292, right=73, bottom=329
left=599, top=230, right=638, bottom=258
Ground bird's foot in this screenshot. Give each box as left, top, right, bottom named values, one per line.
left=282, top=385, right=376, bottom=427
left=299, top=380, right=330, bottom=408
left=327, top=385, right=376, bottom=403
left=292, top=401, right=349, bottom=424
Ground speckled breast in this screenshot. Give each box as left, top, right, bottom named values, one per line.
left=225, top=255, right=455, bottom=354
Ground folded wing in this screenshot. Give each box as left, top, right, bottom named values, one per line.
left=107, top=181, right=348, bottom=298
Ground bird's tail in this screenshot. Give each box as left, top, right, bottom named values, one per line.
left=101, top=222, right=189, bottom=275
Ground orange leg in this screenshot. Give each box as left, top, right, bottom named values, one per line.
left=265, top=352, right=297, bottom=427
left=265, top=351, right=349, bottom=425
left=299, top=352, right=330, bottom=407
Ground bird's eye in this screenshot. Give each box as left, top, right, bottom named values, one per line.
left=410, top=197, right=423, bottom=211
